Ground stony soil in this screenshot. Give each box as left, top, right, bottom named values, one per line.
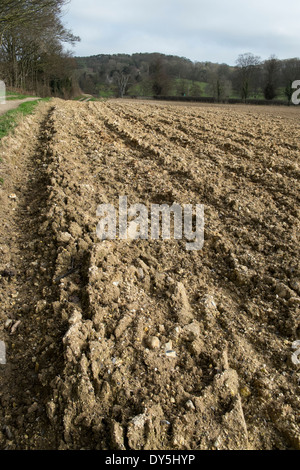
left=0, top=98, right=299, bottom=450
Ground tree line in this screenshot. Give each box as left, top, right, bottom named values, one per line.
left=0, top=0, right=80, bottom=97
left=76, top=52, right=300, bottom=103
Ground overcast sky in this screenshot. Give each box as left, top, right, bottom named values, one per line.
left=63, top=0, right=300, bottom=65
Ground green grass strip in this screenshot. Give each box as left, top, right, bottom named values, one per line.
left=0, top=98, right=51, bottom=140
left=0, top=97, right=51, bottom=186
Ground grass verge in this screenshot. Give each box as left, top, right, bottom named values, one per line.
left=0, top=98, right=51, bottom=140
left=0, top=97, right=51, bottom=186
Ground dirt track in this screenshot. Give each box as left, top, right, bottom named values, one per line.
left=0, top=97, right=40, bottom=116
left=0, top=98, right=299, bottom=450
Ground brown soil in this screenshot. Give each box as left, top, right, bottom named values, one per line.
left=0, top=98, right=299, bottom=450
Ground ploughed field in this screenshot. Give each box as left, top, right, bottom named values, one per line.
left=0, top=99, right=299, bottom=450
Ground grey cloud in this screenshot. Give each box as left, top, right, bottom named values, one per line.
left=64, top=0, right=300, bottom=63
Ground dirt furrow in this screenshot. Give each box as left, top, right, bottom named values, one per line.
left=0, top=102, right=66, bottom=449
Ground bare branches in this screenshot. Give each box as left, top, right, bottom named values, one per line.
left=113, top=69, right=131, bottom=98
left=235, top=53, right=261, bottom=101
left=0, top=0, right=79, bottom=96
left=0, top=1, right=70, bottom=44
left=0, top=1, right=68, bottom=26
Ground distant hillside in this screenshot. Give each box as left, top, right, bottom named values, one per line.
left=74, top=52, right=235, bottom=98
left=74, top=52, right=300, bottom=103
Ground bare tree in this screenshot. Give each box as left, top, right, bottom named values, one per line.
left=235, top=52, right=261, bottom=101
left=206, top=68, right=232, bottom=102
left=263, top=54, right=279, bottom=100
left=149, top=57, right=171, bottom=96
left=113, top=68, right=131, bottom=98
